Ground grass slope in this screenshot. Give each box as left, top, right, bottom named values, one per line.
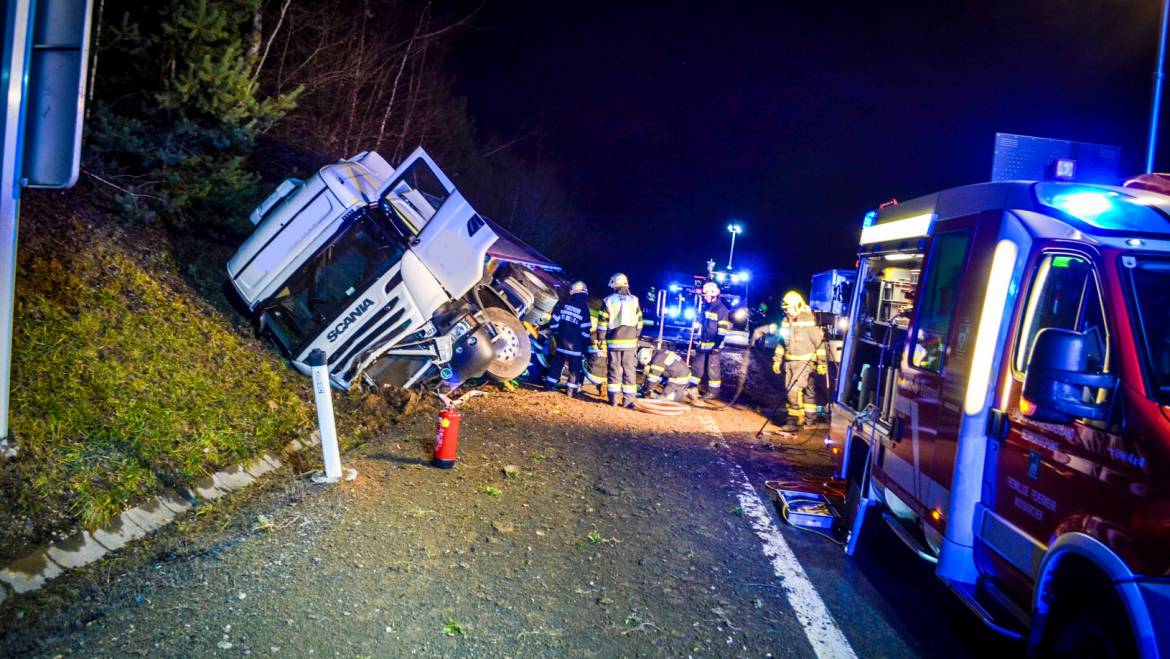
left=2, top=191, right=314, bottom=552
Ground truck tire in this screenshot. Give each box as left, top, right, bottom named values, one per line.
left=1045, top=604, right=1136, bottom=659
left=483, top=306, right=532, bottom=382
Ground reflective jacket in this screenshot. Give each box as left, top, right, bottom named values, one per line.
left=773, top=307, right=826, bottom=362
left=599, top=293, right=643, bottom=351
left=549, top=293, right=592, bottom=356
left=697, top=299, right=731, bottom=352
left=644, top=348, right=691, bottom=386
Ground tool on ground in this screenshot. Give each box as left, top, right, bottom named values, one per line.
left=765, top=478, right=846, bottom=544
left=431, top=390, right=484, bottom=468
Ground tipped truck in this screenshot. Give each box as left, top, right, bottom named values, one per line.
left=226, top=148, right=561, bottom=392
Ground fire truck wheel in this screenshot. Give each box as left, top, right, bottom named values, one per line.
left=483, top=307, right=532, bottom=382
left=1042, top=586, right=1136, bottom=659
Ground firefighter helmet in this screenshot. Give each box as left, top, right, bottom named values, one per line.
left=609, top=273, right=630, bottom=289
left=782, top=291, right=805, bottom=313
left=569, top=281, right=588, bottom=295
left=637, top=347, right=653, bottom=367
left=701, top=282, right=721, bottom=297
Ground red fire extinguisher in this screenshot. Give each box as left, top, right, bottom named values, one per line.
left=432, top=407, right=461, bottom=468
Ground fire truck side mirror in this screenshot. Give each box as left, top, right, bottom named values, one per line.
left=1022, top=328, right=1117, bottom=425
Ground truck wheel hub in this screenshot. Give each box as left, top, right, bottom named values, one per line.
left=491, top=323, right=520, bottom=361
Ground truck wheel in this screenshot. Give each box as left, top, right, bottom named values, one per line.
left=1047, top=605, right=1135, bottom=659
left=483, top=307, right=532, bottom=382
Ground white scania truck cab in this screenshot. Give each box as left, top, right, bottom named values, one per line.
left=226, top=147, right=561, bottom=392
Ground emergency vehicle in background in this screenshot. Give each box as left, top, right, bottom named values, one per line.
left=828, top=178, right=1170, bottom=656
left=226, top=147, right=562, bottom=393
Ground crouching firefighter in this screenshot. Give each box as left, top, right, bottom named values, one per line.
left=689, top=282, right=731, bottom=400
left=599, top=273, right=643, bottom=408
left=771, top=291, right=826, bottom=430
left=544, top=281, right=592, bottom=397
left=638, top=346, right=690, bottom=401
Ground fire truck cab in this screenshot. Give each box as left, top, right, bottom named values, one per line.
left=830, top=180, right=1170, bottom=656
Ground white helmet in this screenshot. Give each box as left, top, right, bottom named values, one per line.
left=569, top=281, right=588, bottom=295
left=609, top=273, right=630, bottom=289
left=702, top=282, right=720, bottom=297
left=637, top=347, right=654, bottom=366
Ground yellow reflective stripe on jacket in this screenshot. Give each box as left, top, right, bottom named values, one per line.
left=606, top=338, right=638, bottom=349
left=784, top=352, right=816, bottom=361
left=790, top=320, right=817, bottom=327
left=667, top=375, right=691, bottom=384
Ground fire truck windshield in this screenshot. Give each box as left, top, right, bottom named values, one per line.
left=261, top=211, right=406, bottom=355
left=1125, top=256, right=1170, bottom=403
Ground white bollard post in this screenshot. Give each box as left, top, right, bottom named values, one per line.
left=308, top=349, right=342, bottom=483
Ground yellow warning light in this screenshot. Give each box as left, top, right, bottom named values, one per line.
left=930, top=509, right=942, bottom=522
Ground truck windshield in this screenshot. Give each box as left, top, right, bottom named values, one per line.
left=262, top=211, right=405, bottom=354
left=1126, top=256, right=1170, bottom=404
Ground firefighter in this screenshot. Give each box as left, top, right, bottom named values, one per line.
left=583, top=300, right=608, bottom=395
left=544, top=281, right=592, bottom=397
left=638, top=346, right=691, bottom=401
left=599, top=273, right=643, bottom=408
left=771, top=290, right=827, bottom=430
left=689, top=281, right=731, bottom=400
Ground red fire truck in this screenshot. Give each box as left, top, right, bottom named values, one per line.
left=828, top=179, right=1170, bottom=656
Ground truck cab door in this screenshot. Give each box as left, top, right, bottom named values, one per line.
left=378, top=148, right=498, bottom=298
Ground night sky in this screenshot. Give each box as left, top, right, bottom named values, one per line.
left=451, top=1, right=1165, bottom=301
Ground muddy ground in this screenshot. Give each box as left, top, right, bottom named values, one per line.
left=0, top=387, right=1018, bottom=658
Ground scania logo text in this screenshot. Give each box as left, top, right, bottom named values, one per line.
left=327, top=298, right=375, bottom=342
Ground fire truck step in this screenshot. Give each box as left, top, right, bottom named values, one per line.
left=941, top=578, right=1026, bottom=640
left=880, top=512, right=938, bottom=564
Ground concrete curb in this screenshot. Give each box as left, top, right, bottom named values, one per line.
left=0, top=431, right=323, bottom=601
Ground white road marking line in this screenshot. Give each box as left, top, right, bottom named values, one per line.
left=700, top=415, right=857, bottom=659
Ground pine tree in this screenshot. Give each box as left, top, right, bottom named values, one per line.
left=87, top=0, right=301, bottom=233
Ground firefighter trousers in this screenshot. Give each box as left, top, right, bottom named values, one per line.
left=585, top=350, right=607, bottom=392
left=690, top=349, right=722, bottom=394
left=606, top=349, right=638, bottom=405
left=783, top=360, right=820, bottom=424
left=544, top=352, right=584, bottom=391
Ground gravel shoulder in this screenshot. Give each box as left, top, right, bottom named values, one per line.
left=0, top=389, right=822, bottom=657
left=0, top=387, right=1019, bottom=658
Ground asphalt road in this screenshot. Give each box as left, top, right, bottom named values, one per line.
left=0, top=389, right=1025, bottom=657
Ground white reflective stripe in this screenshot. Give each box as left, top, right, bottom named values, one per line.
left=558, top=349, right=582, bottom=357
left=699, top=415, right=856, bottom=659
left=859, top=213, right=934, bottom=245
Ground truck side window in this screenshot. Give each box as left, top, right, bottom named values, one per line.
left=910, top=229, right=971, bottom=373
left=381, top=159, right=451, bottom=235
left=1015, top=255, right=1108, bottom=375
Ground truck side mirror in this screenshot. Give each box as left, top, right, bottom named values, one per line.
left=1021, top=328, right=1117, bottom=424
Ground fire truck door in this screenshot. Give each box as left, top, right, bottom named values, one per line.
left=988, top=252, right=1118, bottom=581
left=889, top=225, right=976, bottom=516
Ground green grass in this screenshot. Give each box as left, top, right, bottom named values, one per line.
left=8, top=221, right=313, bottom=529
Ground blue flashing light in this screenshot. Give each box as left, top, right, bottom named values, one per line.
left=667, top=306, right=681, bottom=319
left=737, top=270, right=751, bottom=282
left=1047, top=190, right=1117, bottom=220
left=1036, top=183, right=1170, bottom=234
left=668, top=283, right=682, bottom=293
left=683, top=307, right=696, bottom=321
left=862, top=210, right=877, bottom=228
left=730, top=274, right=740, bottom=284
